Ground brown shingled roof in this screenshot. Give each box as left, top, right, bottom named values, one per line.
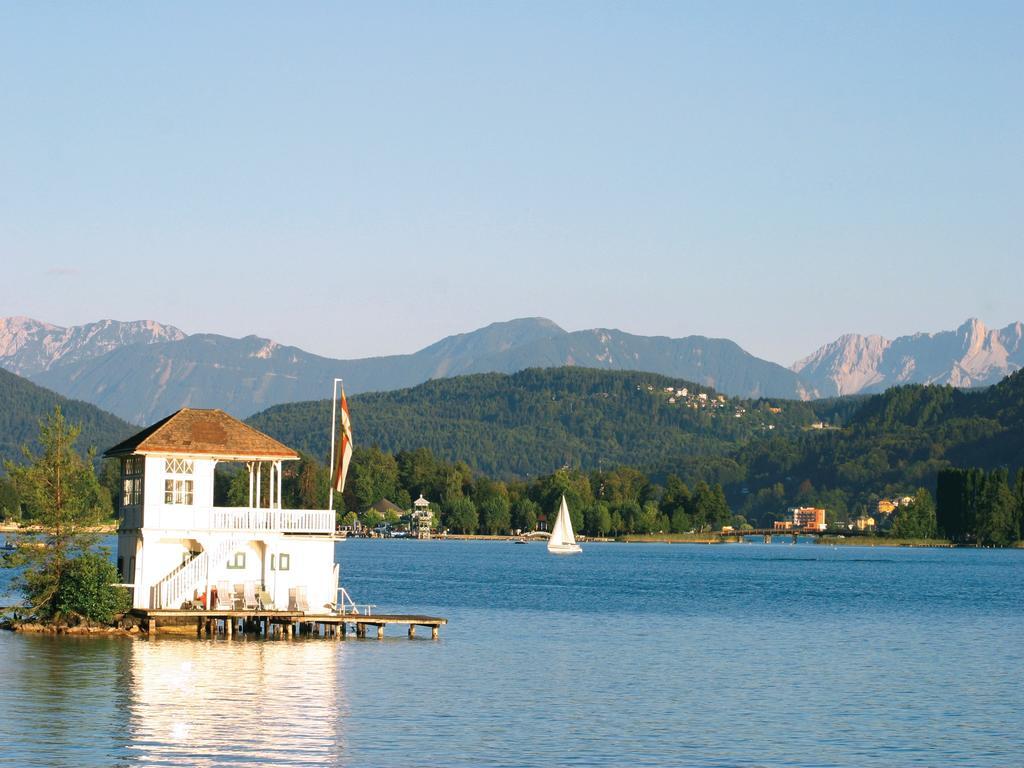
left=104, top=408, right=299, bottom=461
left=370, top=498, right=406, bottom=516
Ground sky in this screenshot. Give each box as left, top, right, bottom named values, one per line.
left=1, top=2, right=1021, bottom=366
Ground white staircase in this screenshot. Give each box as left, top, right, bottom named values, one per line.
left=151, top=538, right=242, bottom=609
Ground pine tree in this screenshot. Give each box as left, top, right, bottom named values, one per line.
left=2, top=407, right=120, bottom=620
left=976, top=469, right=1016, bottom=547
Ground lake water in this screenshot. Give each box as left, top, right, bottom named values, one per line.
left=1, top=538, right=1022, bottom=767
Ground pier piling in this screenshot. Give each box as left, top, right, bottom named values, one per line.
left=132, top=609, right=446, bottom=640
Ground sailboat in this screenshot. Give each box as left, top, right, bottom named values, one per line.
left=547, top=495, right=582, bottom=555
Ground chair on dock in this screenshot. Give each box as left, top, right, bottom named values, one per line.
left=288, top=586, right=311, bottom=612
left=233, top=583, right=246, bottom=610
left=258, top=589, right=275, bottom=610
left=243, top=582, right=259, bottom=610
left=215, top=581, right=233, bottom=610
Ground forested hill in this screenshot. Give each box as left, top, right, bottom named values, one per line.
left=247, top=366, right=1024, bottom=525
left=247, top=367, right=822, bottom=477
left=0, top=368, right=135, bottom=464
left=723, top=370, right=1024, bottom=522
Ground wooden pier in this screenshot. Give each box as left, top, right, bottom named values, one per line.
left=132, top=609, right=447, bottom=640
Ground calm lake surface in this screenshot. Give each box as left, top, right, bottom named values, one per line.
left=1, top=538, right=1023, bottom=767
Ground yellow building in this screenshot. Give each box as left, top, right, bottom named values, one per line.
left=877, top=500, right=897, bottom=516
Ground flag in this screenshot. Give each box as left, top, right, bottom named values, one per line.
left=333, top=387, right=353, bottom=493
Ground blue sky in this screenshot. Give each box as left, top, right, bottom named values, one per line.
left=1, top=2, right=1021, bottom=365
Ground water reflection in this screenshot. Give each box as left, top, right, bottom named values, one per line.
left=124, top=638, right=348, bottom=766
left=3, top=542, right=1024, bottom=767
left=0, top=634, right=130, bottom=767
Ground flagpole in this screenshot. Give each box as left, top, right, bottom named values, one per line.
left=328, top=377, right=343, bottom=511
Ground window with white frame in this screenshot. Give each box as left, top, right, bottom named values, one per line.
left=165, top=458, right=194, bottom=474
left=164, top=458, right=195, bottom=505
left=121, top=456, right=144, bottom=507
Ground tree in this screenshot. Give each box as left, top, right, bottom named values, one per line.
left=597, top=467, right=648, bottom=506
left=936, top=469, right=967, bottom=541
left=361, top=509, right=384, bottom=530
left=53, top=551, right=129, bottom=623
left=534, top=468, right=593, bottom=522
left=1014, top=468, right=1024, bottom=541
left=479, top=496, right=511, bottom=535
left=612, top=499, right=642, bottom=533
left=397, top=447, right=444, bottom=501
left=349, top=446, right=399, bottom=511
left=670, top=507, right=692, bottom=533
left=635, top=501, right=661, bottom=534
left=295, top=454, right=329, bottom=510
left=442, top=462, right=475, bottom=505
left=690, top=481, right=733, bottom=531
left=444, top=497, right=478, bottom=534
left=0, top=477, right=20, bottom=522
left=584, top=502, right=612, bottom=537
left=976, top=470, right=1017, bottom=547
left=609, top=510, right=624, bottom=536
left=511, top=498, right=539, bottom=532
left=225, top=466, right=251, bottom=508
left=890, top=488, right=937, bottom=539
left=97, top=458, right=120, bottom=518
left=3, top=407, right=117, bottom=620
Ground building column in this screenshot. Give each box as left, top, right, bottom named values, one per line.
left=276, top=461, right=283, bottom=510
left=268, top=462, right=274, bottom=509
left=133, top=537, right=145, bottom=610
left=247, top=462, right=255, bottom=508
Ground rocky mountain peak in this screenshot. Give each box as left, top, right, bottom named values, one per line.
left=0, top=316, right=187, bottom=378
left=795, top=318, right=1024, bottom=397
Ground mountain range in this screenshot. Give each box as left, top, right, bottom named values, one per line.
left=792, top=318, right=1024, bottom=397
left=1, top=315, right=1021, bottom=424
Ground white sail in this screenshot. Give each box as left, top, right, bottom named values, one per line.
left=548, top=495, right=582, bottom=554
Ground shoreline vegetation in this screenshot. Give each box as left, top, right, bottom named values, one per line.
left=1, top=521, right=116, bottom=534
left=417, top=533, right=979, bottom=547
left=816, top=535, right=953, bottom=548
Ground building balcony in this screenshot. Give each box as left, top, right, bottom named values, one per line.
left=119, top=505, right=334, bottom=535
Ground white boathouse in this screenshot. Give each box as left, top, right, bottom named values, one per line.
left=105, top=409, right=338, bottom=613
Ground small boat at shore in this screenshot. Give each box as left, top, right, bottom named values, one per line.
left=547, top=495, right=582, bottom=555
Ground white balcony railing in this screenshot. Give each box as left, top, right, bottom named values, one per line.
left=121, top=505, right=334, bottom=534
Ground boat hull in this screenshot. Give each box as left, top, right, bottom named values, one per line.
left=547, top=544, right=582, bottom=555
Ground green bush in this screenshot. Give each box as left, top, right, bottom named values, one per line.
left=53, top=552, right=130, bottom=623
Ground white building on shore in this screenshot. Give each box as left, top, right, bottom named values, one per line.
left=104, top=409, right=338, bottom=612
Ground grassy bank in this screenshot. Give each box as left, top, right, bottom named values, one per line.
left=618, top=533, right=727, bottom=544
left=816, top=535, right=953, bottom=548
